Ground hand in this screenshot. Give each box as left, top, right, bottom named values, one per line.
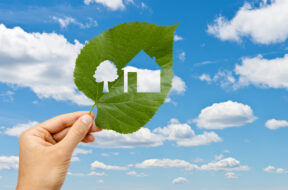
left=16, top=111, right=101, bottom=190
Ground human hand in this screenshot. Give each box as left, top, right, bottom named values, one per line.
left=16, top=111, right=101, bottom=190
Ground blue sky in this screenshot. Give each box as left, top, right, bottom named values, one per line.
left=1, top=0, right=288, bottom=189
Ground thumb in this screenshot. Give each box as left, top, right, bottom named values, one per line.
left=59, top=114, right=93, bottom=153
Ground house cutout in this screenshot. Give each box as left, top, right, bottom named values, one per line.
left=122, top=50, right=161, bottom=93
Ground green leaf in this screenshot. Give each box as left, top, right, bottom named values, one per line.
left=74, top=22, right=178, bottom=134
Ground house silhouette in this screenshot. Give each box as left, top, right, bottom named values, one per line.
left=122, top=50, right=162, bottom=93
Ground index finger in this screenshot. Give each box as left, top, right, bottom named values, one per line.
left=40, top=111, right=95, bottom=134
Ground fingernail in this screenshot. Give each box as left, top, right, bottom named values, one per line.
left=87, top=134, right=94, bottom=141
left=81, top=115, right=92, bottom=126
left=91, top=124, right=97, bottom=132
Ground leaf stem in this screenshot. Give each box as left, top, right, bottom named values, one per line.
left=89, top=103, right=96, bottom=115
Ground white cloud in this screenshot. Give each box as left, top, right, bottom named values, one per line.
left=84, top=0, right=125, bottom=10
left=154, top=119, right=222, bottom=147
left=134, top=157, right=249, bottom=173
left=193, top=101, right=257, bottom=130
left=225, top=172, right=238, bottom=179
left=140, top=2, right=148, bottom=9
left=86, top=127, right=164, bottom=148
left=4, top=121, right=38, bottom=137
left=71, top=157, right=80, bottom=162
left=200, top=157, right=249, bottom=172
left=192, top=158, right=204, bottom=163
left=165, top=76, right=187, bottom=105
left=264, top=165, right=275, bottom=173
left=88, top=171, right=106, bottom=176
left=52, top=16, right=98, bottom=29
left=0, top=24, right=91, bottom=106
left=96, top=179, right=104, bottom=183
left=235, top=54, right=288, bottom=90
left=86, top=118, right=221, bottom=149
left=172, top=177, right=188, bottom=184
left=127, top=171, right=147, bottom=177
left=178, top=52, right=186, bottom=62
left=264, top=165, right=288, bottom=174
left=0, top=156, right=19, bottom=170
left=207, top=0, right=288, bottom=44
left=265, top=119, right=288, bottom=130
left=52, top=16, right=76, bottom=28
left=91, top=161, right=128, bottom=170
left=73, top=148, right=92, bottom=156
left=200, top=53, right=288, bottom=92
left=68, top=171, right=106, bottom=176
left=135, top=158, right=199, bottom=170
left=199, top=74, right=212, bottom=83
left=67, top=172, right=85, bottom=177
left=174, top=35, right=184, bottom=42
left=215, top=154, right=224, bottom=161
left=171, top=76, right=186, bottom=95
left=0, top=90, right=14, bottom=102
left=101, top=153, right=110, bottom=157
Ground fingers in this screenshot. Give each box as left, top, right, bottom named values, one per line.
left=52, top=122, right=101, bottom=142
left=41, top=111, right=95, bottom=134
left=58, top=114, right=95, bottom=153
left=82, top=134, right=95, bottom=143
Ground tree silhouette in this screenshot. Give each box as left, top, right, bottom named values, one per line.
left=94, top=60, right=118, bottom=92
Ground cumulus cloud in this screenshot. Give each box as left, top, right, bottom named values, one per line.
left=85, top=118, right=221, bottom=149
left=178, top=52, right=186, bottom=62
left=134, top=157, right=249, bottom=173
left=88, top=171, right=106, bottom=176
left=91, top=161, right=128, bottom=170
left=86, top=127, right=164, bottom=148
left=135, top=159, right=199, bottom=170
left=171, top=76, right=186, bottom=95
left=174, top=35, right=184, bottom=42
left=193, top=101, right=257, bottom=130
left=52, top=16, right=98, bottom=29
left=71, top=157, right=80, bottom=162
left=4, top=121, right=38, bottom=137
left=67, top=172, right=85, bottom=177
left=200, top=157, right=249, bottom=172
left=200, top=53, right=288, bottom=92
left=0, top=24, right=92, bottom=106
left=68, top=171, right=106, bottom=176
left=84, top=0, right=125, bottom=10
left=199, top=71, right=236, bottom=89
left=0, top=90, right=14, bottom=102
left=264, top=165, right=288, bottom=174
left=225, top=172, right=238, bottom=179
left=235, top=54, right=288, bottom=90
left=0, top=156, right=19, bottom=170
left=207, top=0, right=288, bottom=44
left=72, top=148, right=93, bottom=156
left=172, top=177, right=188, bottom=184
left=199, top=74, right=212, bottom=83
left=154, top=119, right=222, bottom=147
left=127, top=171, right=147, bottom=177
left=265, top=119, right=288, bottom=130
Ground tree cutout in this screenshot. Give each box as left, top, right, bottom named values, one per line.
left=93, top=60, right=118, bottom=92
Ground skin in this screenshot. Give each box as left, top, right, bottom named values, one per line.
left=16, top=111, right=102, bottom=190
